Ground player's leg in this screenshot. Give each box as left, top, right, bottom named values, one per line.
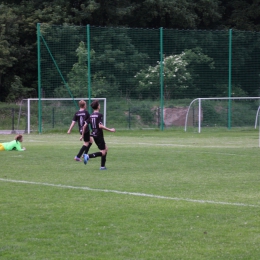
left=97, top=139, right=108, bottom=170
left=83, top=136, right=106, bottom=167
left=75, top=143, right=88, bottom=161
left=99, top=144, right=108, bottom=170
left=83, top=136, right=101, bottom=164
left=85, top=136, right=93, bottom=154
left=75, top=132, right=90, bottom=161
left=75, top=142, right=89, bottom=161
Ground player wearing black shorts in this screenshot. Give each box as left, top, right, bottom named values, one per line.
left=81, top=100, right=116, bottom=170
left=67, top=100, right=93, bottom=161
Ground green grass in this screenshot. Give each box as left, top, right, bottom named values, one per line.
left=1, top=129, right=260, bottom=259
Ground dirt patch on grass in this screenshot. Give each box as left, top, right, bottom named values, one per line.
left=160, top=107, right=201, bottom=127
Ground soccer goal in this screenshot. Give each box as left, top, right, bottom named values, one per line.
left=184, top=97, right=260, bottom=133
left=18, top=98, right=106, bottom=134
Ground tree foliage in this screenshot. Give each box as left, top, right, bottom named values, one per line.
left=0, top=3, right=36, bottom=101
left=1, top=0, right=260, bottom=101
left=222, top=0, right=260, bottom=31
left=135, top=48, right=214, bottom=99
left=54, top=41, right=110, bottom=98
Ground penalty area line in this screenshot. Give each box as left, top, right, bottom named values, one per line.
left=0, top=178, right=258, bottom=208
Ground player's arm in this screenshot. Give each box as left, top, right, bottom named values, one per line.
left=99, top=123, right=116, bottom=132
left=67, top=121, right=76, bottom=134
left=15, top=142, right=25, bottom=151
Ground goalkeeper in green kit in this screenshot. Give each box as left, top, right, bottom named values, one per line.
left=0, top=134, right=26, bottom=151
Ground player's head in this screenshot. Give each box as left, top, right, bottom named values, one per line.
left=15, top=134, right=23, bottom=142
left=91, top=100, right=100, bottom=110
left=79, top=100, right=86, bottom=109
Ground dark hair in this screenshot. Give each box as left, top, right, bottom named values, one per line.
left=91, top=100, right=99, bottom=110
left=15, top=134, right=23, bottom=142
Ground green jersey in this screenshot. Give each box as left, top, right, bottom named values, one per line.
left=2, top=140, right=24, bottom=151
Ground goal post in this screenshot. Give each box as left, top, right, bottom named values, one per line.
left=184, top=97, right=260, bottom=133
left=18, top=98, right=106, bottom=134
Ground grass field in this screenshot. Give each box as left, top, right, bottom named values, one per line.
left=1, top=129, right=260, bottom=259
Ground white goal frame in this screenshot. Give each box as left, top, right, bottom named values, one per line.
left=21, top=98, right=106, bottom=134
left=184, top=97, right=260, bottom=133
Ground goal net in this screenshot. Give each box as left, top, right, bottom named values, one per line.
left=184, top=97, right=260, bottom=132
left=18, top=98, right=106, bottom=133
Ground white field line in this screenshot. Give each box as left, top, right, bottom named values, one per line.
left=26, top=139, right=257, bottom=152
left=107, top=141, right=253, bottom=148
left=107, top=141, right=258, bottom=149
left=0, top=178, right=258, bottom=208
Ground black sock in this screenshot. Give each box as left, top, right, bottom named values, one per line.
left=77, top=145, right=86, bottom=158
left=85, top=142, right=92, bottom=154
left=101, top=154, right=107, bottom=167
left=89, top=152, right=102, bottom=158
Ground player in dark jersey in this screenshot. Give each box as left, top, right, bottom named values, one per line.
left=67, top=100, right=93, bottom=161
left=81, top=100, right=115, bottom=170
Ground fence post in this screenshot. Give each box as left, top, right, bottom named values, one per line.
left=158, top=107, right=160, bottom=128
left=228, top=29, right=232, bottom=129
left=52, top=108, right=55, bottom=128
left=128, top=108, right=131, bottom=129
left=25, top=114, right=28, bottom=133
left=198, top=99, right=201, bottom=133
left=160, top=27, right=164, bottom=131
left=37, top=23, right=42, bottom=133
left=11, top=108, right=15, bottom=134
left=87, top=24, right=92, bottom=111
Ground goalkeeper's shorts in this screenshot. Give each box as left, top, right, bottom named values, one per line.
left=0, top=143, right=5, bottom=151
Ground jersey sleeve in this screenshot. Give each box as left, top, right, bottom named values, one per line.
left=72, top=112, right=78, bottom=122
left=15, top=141, right=24, bottom=151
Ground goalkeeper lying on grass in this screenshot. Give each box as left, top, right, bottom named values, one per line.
left=0, top=134, right=26, bottom=151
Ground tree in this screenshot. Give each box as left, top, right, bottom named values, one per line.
left=0, top=3, right=35, bottom=102
left=221, top=0, right=260, bottom=31
left=124, top=0, right=223, bottom=29
left=2, top=0, right=260, bottom=103
left=0, top=4, right=19, bottom=100
left=0, top=1, right=44, bottom=101
left=54, top=41, right=109, bottom=98
left=5, top=76, right=34, bottom=102
left=66, top=41, right=92, bottom=97
left=134, top=48, right=215, bottom=99
left=193, top=0, right=223, bottom=29
left=70, top=0, right=134, bottom=26
left=90, top=27, right=149, bottom=98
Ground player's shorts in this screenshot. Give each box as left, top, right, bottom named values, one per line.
left=0, top=143, right=5, bottom=151
left=93, top=135, right=106, bottom=150
left=80, top=130, right=91, bottom=142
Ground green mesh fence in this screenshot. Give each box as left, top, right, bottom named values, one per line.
left=34, top=24, right=260, bottom=133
